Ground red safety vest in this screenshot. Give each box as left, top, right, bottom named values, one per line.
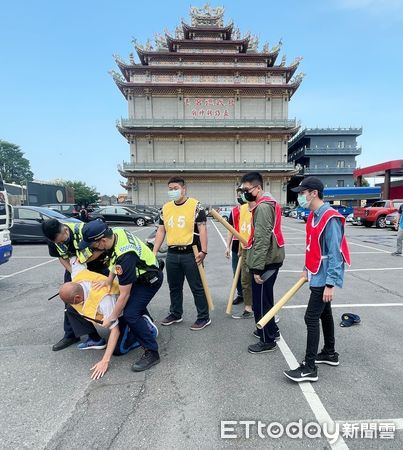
left=231, top=205, right=240, bottom=241
left=247, top=196, right=285, bottom=249
left=305, top=209, right=351, bottom=275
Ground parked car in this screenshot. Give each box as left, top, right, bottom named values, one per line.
left=281, top=206, right=293, bottom=217
left=116, top=204, right=159, bottom=220
left=94, top=206, right=154, bottom=226
left=42, top=203, right=79, bottom=217
left=353, top=199, right=403, bottom=228
left=385, top=211, right=399, bottom=230
left=217, top=206, right=233, bottom=221
left=331, top=204, right=354, bottom=217
left=10, top=206, right=81, bottom=243
left=346, top=213, right=354, bottom=223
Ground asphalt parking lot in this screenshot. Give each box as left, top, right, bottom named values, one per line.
left=1, top=218, right=402, bottom=449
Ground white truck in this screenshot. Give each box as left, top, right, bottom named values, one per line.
left=0, top=173, right=13, bottom=266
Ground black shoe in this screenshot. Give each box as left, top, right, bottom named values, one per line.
left=248, top=341, right=277, bottom=354
left=52, top=336, right=80, bottom=352
left=232, top=296, right=244, bottom=305
left=284, top=362, right=318, bottom=382
left=131, top=350, right=160, bottom=372
left=253, top=330, right=280, bottom=341
left=315, top=351, right=339, bottom=366
left=232, top=310, right=253, bottom=319
left=161, top=314, right=183, bottom=326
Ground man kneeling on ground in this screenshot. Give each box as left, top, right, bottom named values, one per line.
left=59, top=259, right=157, bottom=379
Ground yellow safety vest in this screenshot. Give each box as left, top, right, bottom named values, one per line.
left=54, top=222, right=92, bottom=263
left=163, top=198, right=198, bottom=246
left=71, top=269, right=120, bottom=323
left=109, top=228, right=158, bottom=277
left=239, top=203, right=252, bottom=249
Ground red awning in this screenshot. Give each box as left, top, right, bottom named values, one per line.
left=354, top=160, right=403, bottom=178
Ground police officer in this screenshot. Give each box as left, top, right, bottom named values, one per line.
left=42, top=219, right=106, bottom=351
left=153, top=176, right=211, bottom=331
left=78, top=219, right=163, bottom=372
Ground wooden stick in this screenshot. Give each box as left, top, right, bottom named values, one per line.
left=226, top=255, right=242, bottom=315
left=256, top=278, right=307, bottom=329
left=192, top=245, right=214, bottom=311
left=210, top=208, right=248, bottom=247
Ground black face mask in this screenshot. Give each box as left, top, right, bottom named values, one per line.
left=244, top=191, right=257, bottom=202
left=237, top=196, right=245, bottom=205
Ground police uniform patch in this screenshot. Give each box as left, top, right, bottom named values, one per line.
left=115, top=265, right=123, bottom=275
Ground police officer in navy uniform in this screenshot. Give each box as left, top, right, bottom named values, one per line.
left=42, top=219, right=107, bottom=351
left=79, top=219, right=163, bottom=372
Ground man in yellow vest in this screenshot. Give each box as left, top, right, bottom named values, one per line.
left=225, top=188, right=254, bottom=319
left=78, top=219, right=163, bottom=372
left=153, top=176, right=211, bottom=331
left=59, top=259, right=158, bottom=379
left=42, top=219, right=106, bottom=352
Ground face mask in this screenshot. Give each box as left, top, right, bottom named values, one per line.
left=244, top=191, right=257, bottom=202
left=168, top=190, right=181, bottom=201
left=237, top=196, right=245, bottom=205
left=297, top=194, right=311, bottom=209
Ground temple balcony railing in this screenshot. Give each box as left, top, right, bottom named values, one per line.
left=289, top=147, right=362, bottom=160
left=119, top=161, right=297, bottom=172
left=303, top=167, right=355, bottom=175
left=119, top=118, right=297, bottom=129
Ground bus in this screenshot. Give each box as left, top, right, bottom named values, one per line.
left=0, top=172, right=13, bottom=265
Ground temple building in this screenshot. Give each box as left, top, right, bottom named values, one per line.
left=112, top=4, right=304, bottom=206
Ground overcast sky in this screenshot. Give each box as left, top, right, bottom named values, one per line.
left=1, top=0, right=402, bottom=194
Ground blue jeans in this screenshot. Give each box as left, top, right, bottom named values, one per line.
left=123, top=272, right=163, bottom=352
left=231, top=251, right=243, bottom=298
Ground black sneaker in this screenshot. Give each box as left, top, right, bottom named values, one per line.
left=160, top=314, right=183, bottom=326
left=284, top=362, right=318, bottom=382
left=391, top=252, right=402, bottom=256
left=232, top=296, right=244, bottom=305
left=232, top=310, right=254, bottom=319
left=190, top=318, right=211, bottom=331
left=52, top=336, right=80, bottom=352
left=248, top=341, right=277, bottom=354
left=131, top=350, right=160, bottom=372
left=315, top=351, right=339, bottom=366
left=252, top=330, right=280, bottom=341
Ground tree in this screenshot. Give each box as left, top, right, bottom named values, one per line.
left=61, top=180, right=99, bottom=206
left=0, top=140, right=34, bottom=184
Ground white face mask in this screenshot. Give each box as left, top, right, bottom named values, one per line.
left=168, top=189, right=181, bottom=201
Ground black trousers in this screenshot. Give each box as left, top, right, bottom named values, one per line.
left=304, top=286, right=336, bottom=369
left=251, top=269, right=280, bottom=344
left=166, top=251, right=209, bottom=320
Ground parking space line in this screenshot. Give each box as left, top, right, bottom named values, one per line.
left=211, top=222, right=348, bottom=450
left=285, top=252, right=385, bottom=256
left=11, top=256, right=53, bottom=259
left=278, top=339, right=348, bottom=449
left=282, top=225, right=306, bottom=234
left=348, top=241, right=390, bottom=253
left=0, top=259, right=56, bottom=278
left=283, top=303, right=403, bottom=309
left=280, top=268, right=403, bottom=273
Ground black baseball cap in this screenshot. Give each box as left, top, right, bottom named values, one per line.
left=78, top=219, right=110, bottom=250
left=291, top=177, right=324, bottom=194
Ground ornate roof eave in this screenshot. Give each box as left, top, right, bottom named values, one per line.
left=181, top=19, right=234, bottom=33
left=288, top=72, right=305, bottom=97
left=286, top=56, right=303, bottom=82
left=117, top=127, right=300, bottom=138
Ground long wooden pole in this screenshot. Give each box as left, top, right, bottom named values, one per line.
left=210, top=209, right=248, bottom=247
left=256, top=278, right=307, bottom=329
left=226, top=255, right=242, bottom=315
left=192, top=245, right=214, bottom=311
